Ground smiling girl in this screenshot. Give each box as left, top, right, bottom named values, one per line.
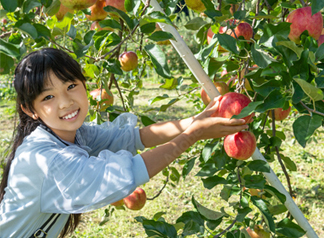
left=0, top=48, right=248, bottom=238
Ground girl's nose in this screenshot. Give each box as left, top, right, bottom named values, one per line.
left=59, top=93, right=74, bottom=109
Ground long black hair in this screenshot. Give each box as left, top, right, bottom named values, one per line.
left=0, top=48, right=87, bottom=238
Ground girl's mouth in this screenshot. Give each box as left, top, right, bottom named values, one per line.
left=61, top=109, right=79, bottom=120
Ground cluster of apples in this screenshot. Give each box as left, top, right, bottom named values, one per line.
left=110, top=187, right=147, bottom=211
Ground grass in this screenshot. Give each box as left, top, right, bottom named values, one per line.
left=1, top=79, right=324, bottom=237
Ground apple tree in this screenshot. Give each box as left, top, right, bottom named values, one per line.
left=1, top=0, right=324, bottom=237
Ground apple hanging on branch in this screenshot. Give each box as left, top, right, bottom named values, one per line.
left=90, top=88, right=114, bottom=111
left=86, top=0, right=108, bottom=21
left=286, top=6, right=323, bottom=44
left=123, top=187, right=147, bottom=210
left=270, top=107, right=291, bottom=121
left=224, top=131, right=256, bottom=160
left=246, top=225, right=271, bottom=238
left=119, top=51, right=138, bottom=72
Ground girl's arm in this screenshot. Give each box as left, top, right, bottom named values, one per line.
left=139, top=116, right=195, bottom=148
left=140, top=97, right=249, bottom=178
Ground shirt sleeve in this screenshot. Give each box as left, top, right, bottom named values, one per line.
left=80, top=113, right=145, bottom=156
left=40, top=145, right=149, bottom=214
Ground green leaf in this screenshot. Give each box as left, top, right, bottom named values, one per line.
left=170, top=167, right=181, bottom=182
left=33, top=23, right=51, bottom=40
left=202, top=175, right=228, bottom=189
left=268, top=204, right=287, bottom=215
left=216, top=33, right=239, bottom=54
left=94, top=32, right=120, bottom=51
left=148, top=94, right=169, bottom=105
left=293, top=77, right=324, bottom=101
left=43, top=0, right=60, bottom=16
left=144, top=44, right=171, bottom=79
left=202, top=142, right=218, bottom=163
left=124, top=0, right=135, bottom=12
left=236, top=207, right=252, bottom=222
left=182, top=157, right=196, bottom=179
left=280, top=154, right=297, bottom=171
left=159, top=78, right=178, bottom=90
left=243, top=174, right=266, bottom=189
left=251, top=197, right=276, bottom=232
left=142, top=220, right=177, bottom=238
left=72, top=38, right=93, bottom=58
left=231, top=101, right=263, bottom=120
left=251, top=43, right=275, bottom=68
left=255, top=90, right=285, bottom=113
left=184, top=17, right=207, bottom=30
left=293, top=115, right=323, bottom=147
left=315, top=43, right=324, bottom=61
left=103, top=5, right=135, bottom=30
left=253, top=80, right=283, bottom=97
left=148, top=31, right=175, bottom=42
left=140, top=22, right=156, bottom=34
left=99, top=19, right=122, bottom=31
left=310, top=0, right=324, bottom=15
left=0, top=0, right=18, bottom=12
left=159, top=98, right=179, bottom=112
left=247, top=160, right=270, bottom=173
left=276, top=41, right=303, bottom=59
left=22, top=0, right=42, bottom=13
left=141, top=11, right=173, bottom=25
left=140, top=115, right=155, bottom=126
left=0, top=53, right=14, bottom=74
left=276, top=218, right=306, bottom=238
left=16, top=22, right=38, bottom=39
left=264, top=185, right=286, bottom=204
left=103, top=59, right=123, bottom=75
left=0, top=39, right=20, bottom=58
left=192, top=196, right=228, bottom=221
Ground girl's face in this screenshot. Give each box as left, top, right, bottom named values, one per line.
left=30, top=71, right=88, bottom=143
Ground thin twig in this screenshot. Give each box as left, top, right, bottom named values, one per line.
left=213, top=219, right=237, bottom=238
left=300, top=101, right=324, bottom=117
left=0, top=32, right=11, bottom=38
left=147, top=175, right=169, bottom=200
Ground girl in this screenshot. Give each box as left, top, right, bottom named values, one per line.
left=0, top=48, right=248, bottom=238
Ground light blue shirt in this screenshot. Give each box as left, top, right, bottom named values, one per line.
left=0, top=113, right=149, bottom=238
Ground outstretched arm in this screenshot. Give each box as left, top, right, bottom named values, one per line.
left=140, top=97, right=249, bottom=178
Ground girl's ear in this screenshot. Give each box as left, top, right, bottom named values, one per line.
left=20, top=105, right=38, bottom=120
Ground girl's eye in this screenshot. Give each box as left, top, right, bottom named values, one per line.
left=68, top=84, right=76, bottom=90
left=43, top=95, right=53, bottom=101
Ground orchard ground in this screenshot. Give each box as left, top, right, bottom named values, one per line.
left=1, top=78, right=324, bottom=237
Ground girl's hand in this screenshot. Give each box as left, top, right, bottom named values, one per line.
left=186, top=96, right=249, bottom=141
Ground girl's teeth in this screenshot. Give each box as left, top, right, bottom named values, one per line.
left=63, top=110, right=78, bottom=119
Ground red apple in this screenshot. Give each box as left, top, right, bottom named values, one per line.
left=111, top=199, right=124, bottom=207
left=119, top=51, right=138, bottom=72
left=1, top=18, right=8, bottom=24
left=123, top=187, right=147, bottom=210
left=224, top=131, right=256, bottom=160
left=207, top=27, right=214, bottom=44
left=185, top=0, right=210, bottom=13
left=60, top=0, right=97, bottom=10
left=90, top=88, right=114, bottom=111
left=86, top=0, right=108, bottom=21
left=270, top=107, right=291, bottom=121
left=55, top=4, right=74, bottom=21
left=229, top=22, right=253, bottom=41
left=106, top=0, right=126, bottom=12
left=286, top=6, right=323, bottom=44
left=201, top=81, right=229, bottom=106
left=246, top=225, right=270, bottom=238
left=217, top=92, right=254, bottom=124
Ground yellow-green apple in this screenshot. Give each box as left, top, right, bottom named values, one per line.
left=249, top=188, right=266, bottom=199
left=119, top=51, right=138, bottom=72
left=110, top=199, right=124, bottom=207
left=224, top=131, right=256, bottom=160
left=55, top=4, right=74, bottom=21
left=286, top=6, right=323, bottom=44
left=60, top=0, right=97, bottom=10
left=201, top=81, right=229, bottom=106
left=216, top=92, right=254, bottom=124
left=246, top=225, right=270, bottom=238
left=86, top=0, right=108, bottom=21
left=123, top=187, right=147, bottom=210
left=185, top=0, right=210, bottom=13
left=90, top=88, right=114, bottom=111
left=270, top=107, right=291, bottom=121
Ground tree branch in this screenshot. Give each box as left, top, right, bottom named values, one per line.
left=300, top=101, right=324, bottom=117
